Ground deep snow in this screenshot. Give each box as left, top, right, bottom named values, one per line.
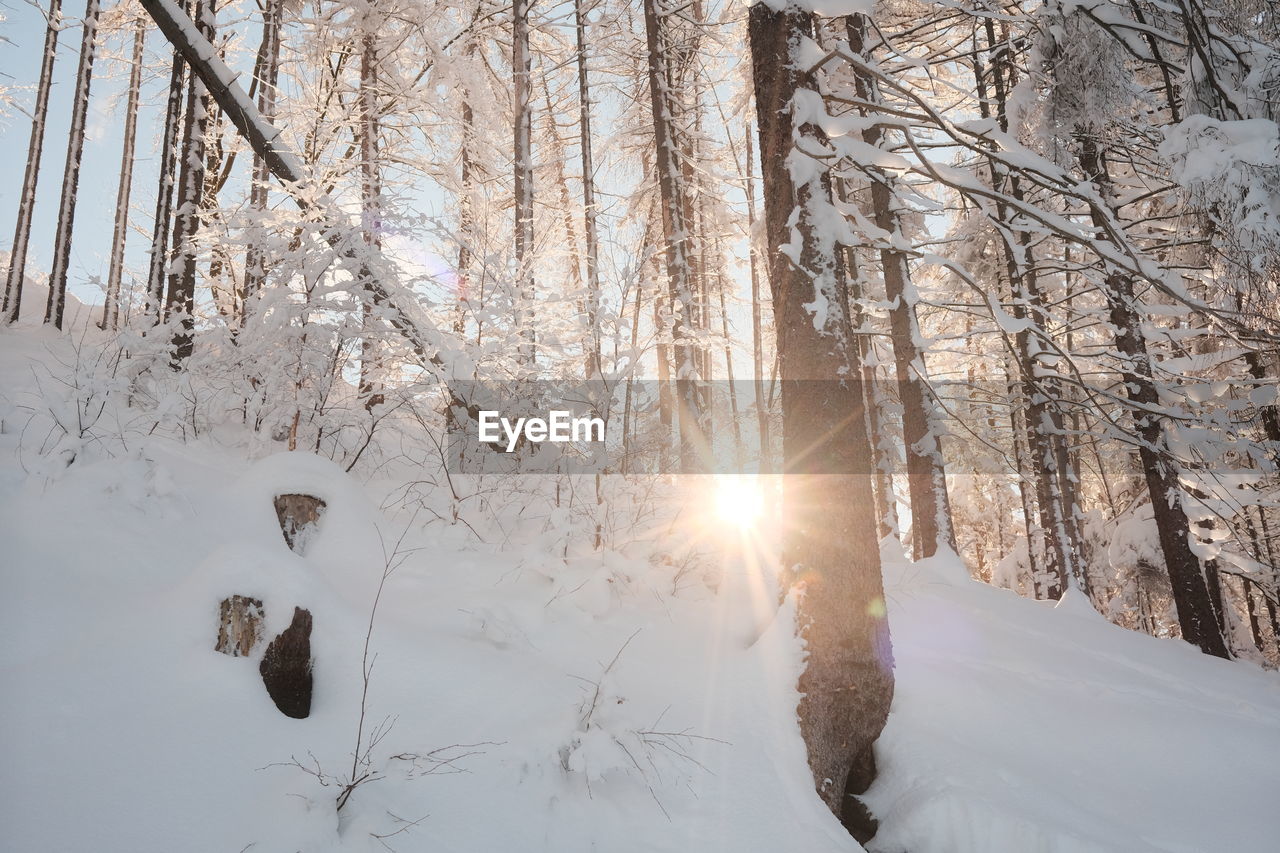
left=1, top=327, right=1278, bottom=853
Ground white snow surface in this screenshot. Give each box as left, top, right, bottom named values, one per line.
left=2, top=328, right=1278, bottom=853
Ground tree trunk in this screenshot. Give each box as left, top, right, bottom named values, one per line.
left=512, top=0, right=535, bottom=365
left=744, top=126, right=772, bottom=471
left=358, top=22, right=384, bottom=409
left=2, top=0, right=62, bottom=325
left=242, top=0, right=282, bottom=317
left=643, top=0, right=705, bottom=473
left=844, top=14, right=953, bottom=560
left=45, top=0, right=101, bottom=330
left=164, top=0, right=214, bottom=362
left=973, top=21, right=1075, bottom=596
left=146, top=9, right=188, bottom=322
left=575, top=0, right=602, bottom=379
left=750, top=3, right=892, bottom=841
left=102, top=18, right=146, bottom=331
left=1077, top=135, right=1229, bottom=658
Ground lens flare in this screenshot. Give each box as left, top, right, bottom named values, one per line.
left=714, top=476, right=765, bottom=528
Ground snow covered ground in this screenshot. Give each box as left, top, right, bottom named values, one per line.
left=2, top=327, right=1277, bottom=852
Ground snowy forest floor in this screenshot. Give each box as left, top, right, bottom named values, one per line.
left=2, top=325, right=1278, bottom=853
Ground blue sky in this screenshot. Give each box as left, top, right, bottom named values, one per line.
left=1, top=1, right=186, bottom=307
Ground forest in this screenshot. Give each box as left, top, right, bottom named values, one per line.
left=1, top=0, right=1278, bottom=850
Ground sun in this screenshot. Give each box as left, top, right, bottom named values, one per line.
left=714, top=476, right=765, bottom=528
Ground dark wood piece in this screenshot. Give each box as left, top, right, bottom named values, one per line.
left=259, top=606, right=312, bottom=719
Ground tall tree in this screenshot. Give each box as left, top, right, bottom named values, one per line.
left=358, top=9, right=384, bottom=408
left=574, top=0, right=602, bottom=379
left=512, top=0, right=535, bottom=365
left=102, top=17, right=147, bottom=331
left=2, top=0, right=62, bottom=325
left=45, top=0, right=102, bottom=330
left=164, top=0, right=214, bottom=362
left=750, top=2, right=892, bottom=842
left=643, top=0, right=706, bottom=472
left=843, top=14, right=954, bottom=560
left=241, top=0, right=283, bottom=315
left=146, top=4, right=189, bottom=321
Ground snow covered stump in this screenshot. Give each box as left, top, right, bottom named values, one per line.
left=214, top=595, right=264, bottom=657
left=273, top=493, right=326, bottom=554
left=259, top=607, right=313, bottom=719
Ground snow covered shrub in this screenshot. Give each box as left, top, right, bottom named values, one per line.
left=1160, top=115, right=1280, bottom=274
left=558, top=630, right=722, bottom=809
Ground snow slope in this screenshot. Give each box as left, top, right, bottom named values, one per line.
left=1, top=328, right=1277, bottom=853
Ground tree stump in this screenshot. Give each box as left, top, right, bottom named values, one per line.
left=274, top=493, right=326, bottom=554
left=215, top=595, right=264, bottom=657
left=260, top=606, right=313, bottom=719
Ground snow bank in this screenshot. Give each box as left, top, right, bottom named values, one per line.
left=2, top=327, right=1277, bottom=852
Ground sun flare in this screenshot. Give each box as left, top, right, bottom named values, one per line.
left=714, top=477, right=765, bottom=528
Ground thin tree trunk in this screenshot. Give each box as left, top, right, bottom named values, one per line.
left=845, top=14, right=953, bottom=560
left=102, top=18, right=146, bottom=331
left=2, top=0, right=62, bottom=325
left=744, top=126, right=772, bottom=470
left=146, top=9, right=188, bottom=322
left=242, top=0, right=282, bottom=318
left=1077, top=135, right=1228, bottom=659
left=575, top=0, right=601, bottom=378
left=643, top=0, right=704, bottom=473
left=164, top=0, right=213, bottom=361
left=512, top=0, right=535, bottom=365
left=974, top=22, right=1075, bottom=596
left=45, top=0, right=102, bottom=330
left=358, top=22, right=384, bottom=409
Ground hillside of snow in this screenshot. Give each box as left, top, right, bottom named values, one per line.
left=1, top=327, right=1277, bottom=853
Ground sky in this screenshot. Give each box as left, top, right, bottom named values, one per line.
left=0, top=1, right=173, bottom=307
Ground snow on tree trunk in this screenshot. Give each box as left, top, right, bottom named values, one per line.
left=844, top=14, right=954, bottom=561
left=643, top=0, right=706, bottom=474
left=164, top=0, right=215, bottom=363
left=145, top=21, right=187, bottom=323
left=575, top=0, right=602, bottom=379
left=44, top=0, right=101, bottom=330
left=358, top=22, right=384, bottom=410
left=749, top=3, right=892, bottom=842
left=102, top=18, right=146, bottom=332
left=241, top=0, right=282, bottom=317
left=2, top=0, right=62, bottom=325
left=512, top=0, right=536, bottom=366
left=744, top=128, right=773, bottom=471
left=1077, top=134, right=1229, bottom=659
